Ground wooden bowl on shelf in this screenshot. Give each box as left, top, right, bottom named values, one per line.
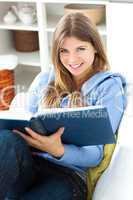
left=64, top=4, right=105, bottom=25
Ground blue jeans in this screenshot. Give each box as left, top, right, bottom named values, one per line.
left=0, top=130, right=87, bottom=200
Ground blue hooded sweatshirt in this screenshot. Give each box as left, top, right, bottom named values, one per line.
left=24, top=69, right=127, bottom=174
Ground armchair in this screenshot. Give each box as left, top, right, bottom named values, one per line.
left=93, top=87, right=133, bottom=200
left=9, top=74, right=132, bottom=200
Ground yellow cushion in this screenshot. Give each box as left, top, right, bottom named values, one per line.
left=87, top=143, right=116, bottom=200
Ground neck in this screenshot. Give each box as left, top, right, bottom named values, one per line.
left=74, top=69, right=95, bottom=91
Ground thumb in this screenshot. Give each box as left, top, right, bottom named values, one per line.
left=56, top=127, right=65, bottom=137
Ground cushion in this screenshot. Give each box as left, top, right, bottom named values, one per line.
left=93, top=96, right=133, bottom=200
left=87, top=143, right=116, bottom=200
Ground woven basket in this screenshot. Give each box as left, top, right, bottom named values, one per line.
left=0, top=69, right=15, bottom=110
left=64, top=4, right=105, bottom=25
left=13, top=30, right=39, bottom=52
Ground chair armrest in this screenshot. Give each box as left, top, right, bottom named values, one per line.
left=93, top=143, right=133, bottom=200
left=93, top=103, right=133, bottom=200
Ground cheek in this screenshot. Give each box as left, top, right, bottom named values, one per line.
left=60, top=56, right=66, bottom=65
left=84, top=53, right=95, bottom=65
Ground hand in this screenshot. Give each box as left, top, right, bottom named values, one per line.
left=13, top=127, right=65, bottom=158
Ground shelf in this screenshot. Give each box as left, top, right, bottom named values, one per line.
left=4, top=48, right=40, bottom=67
left=44, top=0, right=109, bottom=4
left=46, top=15, right=61, bottom=32
left=0, top=21, right=38, bottom=31
left=46, top=15, right=106, bottom=36
left=0, top=0, right=109, bottom=3
left=0, top=0, right=37, bottom=2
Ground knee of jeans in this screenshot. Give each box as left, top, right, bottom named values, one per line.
left=0, top=129, right=27, bottom=153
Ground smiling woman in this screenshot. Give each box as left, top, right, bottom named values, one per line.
left=0, top=12, right=127, bottom=200
left=44, top=12, right=109, bottom=108
left=59, top=38, right=96, bottom=80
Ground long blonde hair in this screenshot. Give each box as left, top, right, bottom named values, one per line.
left=43, top=12, right=109, bottom=108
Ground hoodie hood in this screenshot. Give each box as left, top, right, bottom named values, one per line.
left=81, top=71, right=126, bottom=96
left=81, top=71, right=127, bottom=110
left=47, top=69, right=127, bottom=108
left=48, top=69, right=126, bottom=96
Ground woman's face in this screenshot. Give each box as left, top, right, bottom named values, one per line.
left=59, top=36, right=96, bottom=80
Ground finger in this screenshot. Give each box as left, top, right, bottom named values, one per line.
left=13, top=129, right=23, bottom=134
left=55, top=127, right=65, bottom=137
left=13, top=129, right=29, bottom=139
left=59, top=127, right=65, bottom=134
left=13, top=129, right=43, bottom=150
left=13, top=129, right=38, bottom=145
left=25, top=127, right=47, bottom=141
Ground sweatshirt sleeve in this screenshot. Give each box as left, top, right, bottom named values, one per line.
left=25, top=70, right=54, bottom=113
left=42, top=144, right=104, bottom=168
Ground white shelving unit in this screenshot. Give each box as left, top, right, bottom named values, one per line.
left=0, top=0, right=109, bottom=88
left=0, top=21, right=39, bottom=31
left=0, top=2, right=41, bottom=69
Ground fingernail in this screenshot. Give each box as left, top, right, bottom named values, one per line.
left=12, top=129, right=17, bottom=132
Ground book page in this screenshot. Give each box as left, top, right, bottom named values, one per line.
left=0, top=110, right=32, bottom=121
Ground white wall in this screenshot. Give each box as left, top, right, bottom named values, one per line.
left=107, top=2, right=133, bottom=83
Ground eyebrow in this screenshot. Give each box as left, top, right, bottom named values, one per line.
left=76, top=45, right=88, bottom=48
left=60, top=45, right=88, bottom=50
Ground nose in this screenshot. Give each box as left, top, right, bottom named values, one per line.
left=68, top=52, right=78, bottom=64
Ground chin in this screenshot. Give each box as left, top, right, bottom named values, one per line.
left=70, top=69, right=86, bottom=76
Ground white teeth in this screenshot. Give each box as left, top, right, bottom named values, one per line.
left=70, top=64, right=81, bottom=68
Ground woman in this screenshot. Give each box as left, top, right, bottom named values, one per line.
left=0, top=13, right=126, bottom=200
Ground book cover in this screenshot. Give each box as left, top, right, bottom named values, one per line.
left=0, top=106, right=115, bottom=147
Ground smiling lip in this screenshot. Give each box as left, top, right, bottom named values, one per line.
left=69, top=63, right=83, bottom=69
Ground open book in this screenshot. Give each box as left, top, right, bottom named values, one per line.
left=0, top=106, right=115, bottom=147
